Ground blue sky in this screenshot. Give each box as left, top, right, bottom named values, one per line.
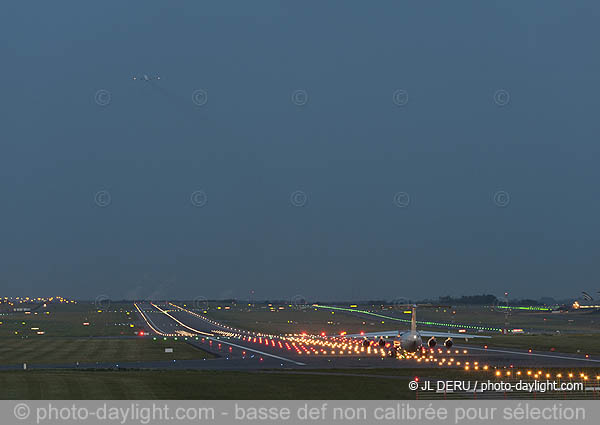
left=1, top=1, right=599, bottom=300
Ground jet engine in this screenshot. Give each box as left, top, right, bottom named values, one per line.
left=427, top=337, right=437, bottom=348
left=444, top=338, right=453, bottom=348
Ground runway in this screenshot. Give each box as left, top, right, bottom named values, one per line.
left=132, top=301, right=600, bottom=371
left=1, top=302, right=595, bottom=373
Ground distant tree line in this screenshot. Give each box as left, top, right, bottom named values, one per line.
left=508, top=298, right=543, bottom=306
left=432, top=295, right=544, bottom=306
left=437, top=294, right=498, bottom=305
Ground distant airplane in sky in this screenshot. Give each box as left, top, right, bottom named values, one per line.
left=582, top=291, right=594, bottom=301
left=133, top=74, right=160, bottom=82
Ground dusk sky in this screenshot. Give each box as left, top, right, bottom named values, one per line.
left=1, top=1, right=599, bottom=301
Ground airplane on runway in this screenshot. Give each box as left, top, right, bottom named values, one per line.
left=133, top=74, right=160, bottom=81
left=349, top=305, right=490, bottom=356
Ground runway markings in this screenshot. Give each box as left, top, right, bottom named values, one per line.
left=134, top=303, right=175, bottom=336
left=160, top=302, right=467, bottom=364
left=150, top=303, right=213, bottom=337
left=150, top=303, right=306, bottom=366
left=141, top=302, right=600, bottom=379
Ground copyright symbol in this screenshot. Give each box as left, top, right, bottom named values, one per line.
left=94, top=190, right=111, bottom=208
left=94, top=89, right=111, bottom=106
left=408, top=381, right=418, bottom=391
left=493, top=89, right=510, bottom=106
left=193, top=296, right=208, bottom=311
left=290, top=190, right=308, bottom=207
left=291, top=89, right=309, bottom=106
left=192, top=89, right=208, bottom=107
left=14, top=403, right=30, bottom=420
left=190, top=190, right=208, bottom=208
left=493, top=190, right=510, bottom=208
left=392, top=89, right=409, bottom=106
left=393, top=191, right=410, bottom=208
left=94, top=294, right=111, bottom=310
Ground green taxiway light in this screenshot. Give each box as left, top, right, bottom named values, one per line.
left=493, top=305, right=551, bottom=311
left=313, top=304, right=504, bottom=333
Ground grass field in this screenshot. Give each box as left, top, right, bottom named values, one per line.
left=201, top=307, right=395, bottom=335
left=2, top=368, right=599, bottom=399
left=200, top=303, right=600, bottom=338
left=198, top=303, right=600, bottom=358
left=0, top=338, right=213, bottom=366
left=0, top=303, right=140, bottom=338
left=0, top=370, right=412, bottom=399
left=415, top=306, right=600, bottom=333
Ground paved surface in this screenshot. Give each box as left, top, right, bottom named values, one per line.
left=2, top=302, right=597, bottom=372
left=133, top=301, right=600, bottom=370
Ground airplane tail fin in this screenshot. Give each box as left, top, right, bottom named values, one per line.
left=411, top=304, right=417, bottom=333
